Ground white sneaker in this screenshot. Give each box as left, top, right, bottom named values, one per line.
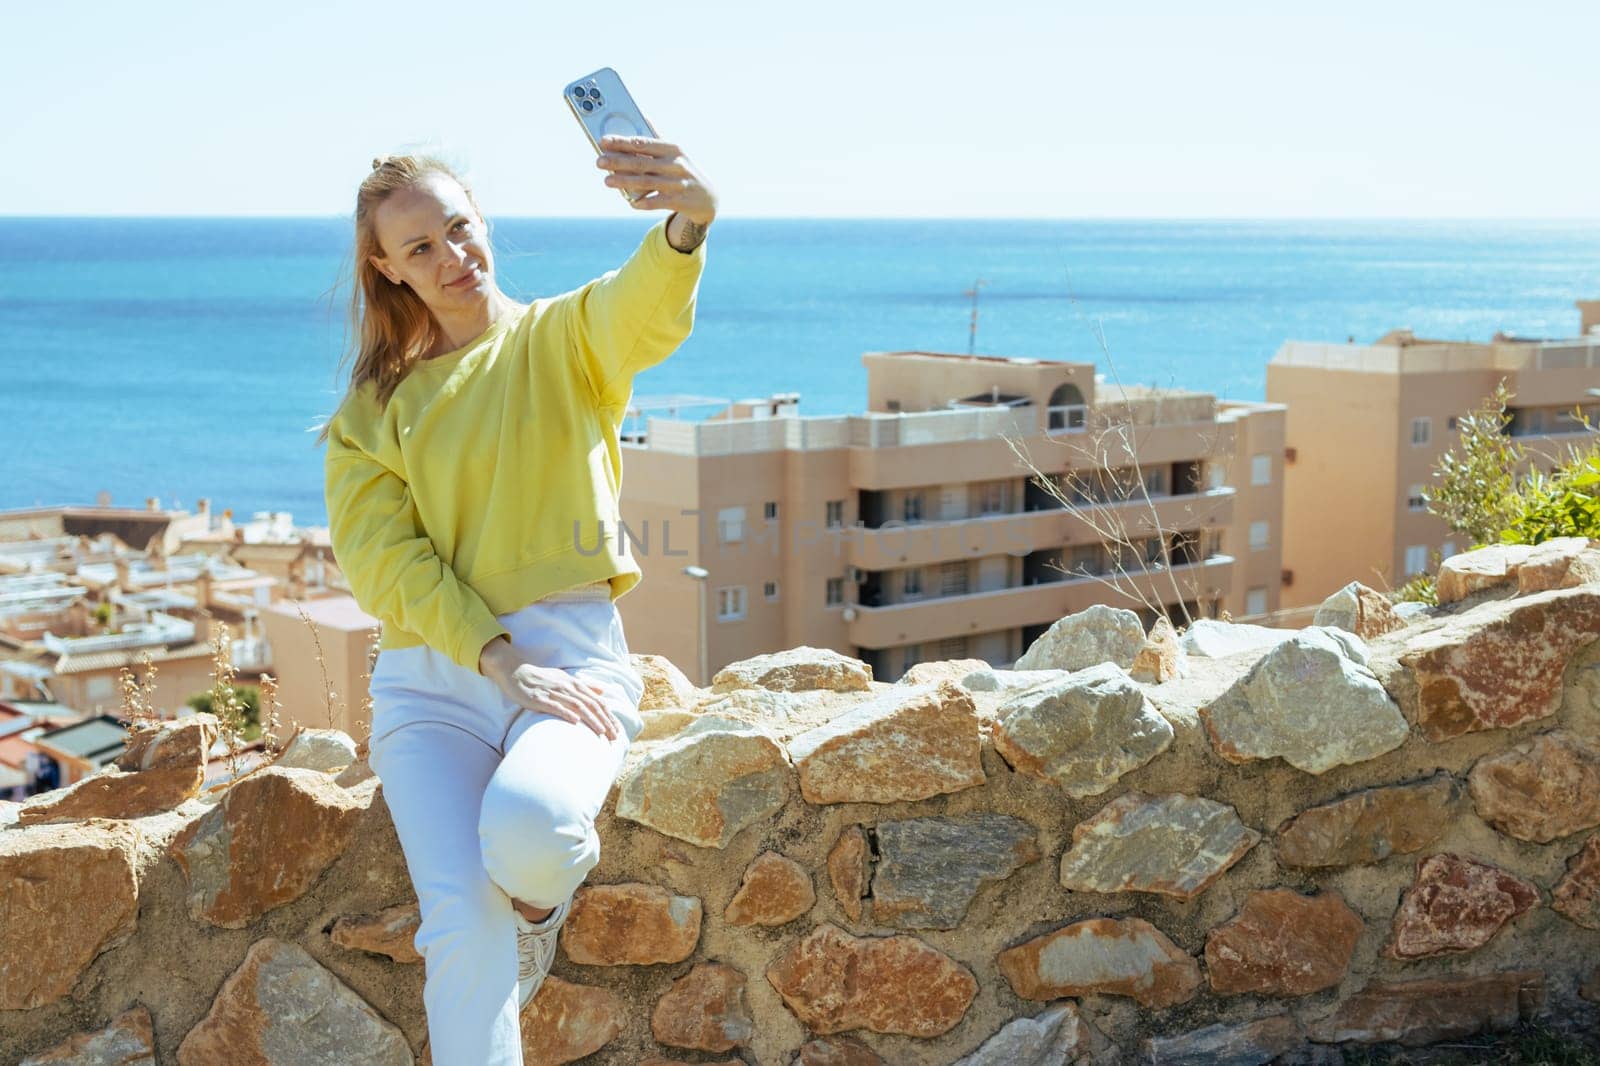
left=515, top=896, right=571, bottom=1009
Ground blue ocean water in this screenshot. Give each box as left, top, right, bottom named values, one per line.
left=4, top=218, right=1597, bottom=526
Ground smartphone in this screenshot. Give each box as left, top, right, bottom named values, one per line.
left=563, top=68, right=659, bottom=203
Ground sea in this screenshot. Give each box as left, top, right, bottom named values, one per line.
left=4, top=218, right=1598, bottom=526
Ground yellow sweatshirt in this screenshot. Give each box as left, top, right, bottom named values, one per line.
left=323, top=219, right=706, bottom=674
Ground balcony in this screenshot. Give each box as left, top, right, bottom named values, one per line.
left=845, top=487, right=1235, bottom=570
left=846, top=555, right=1236, bottom=648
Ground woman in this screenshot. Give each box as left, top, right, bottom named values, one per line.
left=317, top=134, right=715, bottom=1065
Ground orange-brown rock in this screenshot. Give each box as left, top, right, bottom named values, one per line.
left=329, top=902, right=422, bottom=963
left=168, top=766, right=369, bottom=928
left=521, top=976, right=624, bottom=1066
left=560, top=882, right=701, bottom=965
left=614, top=717, right=791, bottom=848
left=19, top=1005, right=155, bottom=1065
left=1275, top=773, right=1462, bottom=868
left=997, top=917, right=1201, bottom=1009
left=18, top=715, right=217, bottom=825
left=1205, top=889, right=1363, bottom=996
left=0, top=821, right=141, bottom=1010
left=639, top=1059, right=741, bottom=1066
left=634, top=652, right=700, bottom=709
left=176, top=938, right=410, bottom=1065
left=712, top=646, right=873, bottom=693
left=1307, top=971, right=1545, bottom=1046
left=766, top=923, right=976, bottom=1037
left=954, top=1003, right=1114, bottom=1065
left=827, top=825, right=870, bottom=923
left=1553, top=834, right=1600, bottom=929
left=724, top=851, right=815, bottom=926
left=1313, top=581, right=1408, bottom=640
left=650, top=961, right=754, bottom=1052
left=794, top=1036, right=887, bottom=1065
left=1517, top=537, right=1600, bottom=594
left=1384, top=854, right=1540, bottom=959
left=1468, top=729, right=1600, bottom=843
left=1131, top=615, right=1186, bottom=683
left=788, top=681, right=985, bottom=804
left=1400, top=587, right=1600, bottom=740
left=1435, top=544, right=1535, bottom=604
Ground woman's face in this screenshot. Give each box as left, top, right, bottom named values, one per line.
left=368, top=172, right=495, bottom=313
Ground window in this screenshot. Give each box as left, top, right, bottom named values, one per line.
left=1441, top=540, right=1457, bottom=560
left=825, top=577, right=844, bottom=606
left=1142, top=468, right=1167, bottom=496
left=1207, top=463, right=1227, bottom=490
left=87, top=676, right=115, bottom=702
left=940, top=562, right=969, bottom=595
left=1447, top=416, right=1459, bottom=431
left=903, top=568, right=923, bottom=597
left=936, top=637, right=966, bottom=659
left=976, top=481, right=1006, bottom=514
left=763, top=580, right=780, bottom=601
left=1068, top=544, right=1101, bottom=577
left=716, top=586, right=747, bottom=621
left=1249, top=521, right=1269, bottom=551
left=1245, top=587, right=1268, bottom=616
left=1407, top=484, right=1427, bottom=512
left=900, top=644, right=921, bottom=674
left=1404, top=545, right=1428, bottom=576
left=1411, top=417, right=1431, bottom=446
left=825, top=500, right=844, bottom=529
left=763, top=501, right=779, bottom=521
left=717, top=506, right=745, bottom=544
left=902, top=493, right=924, bottom=523
left=1251, top=454, right=1271, bottom=486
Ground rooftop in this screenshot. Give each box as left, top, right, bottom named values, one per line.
left=34, top=714, right=128, bottom=764
left=262, top=594, right=378, bottom=632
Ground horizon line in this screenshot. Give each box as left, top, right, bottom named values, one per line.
left=5, top=214, right=1600, bottom=224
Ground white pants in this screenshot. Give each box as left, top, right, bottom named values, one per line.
left=366, top=583, right=645, bottom=1066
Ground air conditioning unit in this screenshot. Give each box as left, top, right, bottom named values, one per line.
left=1281, top=569, right=1294, bottom=587
left=1283, top=446, right=1297, bottom=463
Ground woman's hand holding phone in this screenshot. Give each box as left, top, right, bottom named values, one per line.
left=595, top=135, right=718, bottom=247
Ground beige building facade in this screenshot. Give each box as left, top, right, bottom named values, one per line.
left=1268, top=301, right=1600, bottom=611
left=616, top=350, right=1285, bottom=684
left=259, top=596, right=379, bottom=741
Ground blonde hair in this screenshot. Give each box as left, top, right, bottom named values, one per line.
left=313, top=154, right=488, bottom=446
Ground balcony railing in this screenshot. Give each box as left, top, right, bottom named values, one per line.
left=635, top=405, right=1040, bottom=456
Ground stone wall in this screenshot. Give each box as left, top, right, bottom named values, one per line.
left=3, top=539, right=1599, bottom=1065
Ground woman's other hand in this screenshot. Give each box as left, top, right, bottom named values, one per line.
left=479, top=636, right=621, bottom=740
left=596, top=135, right=718, bottom=227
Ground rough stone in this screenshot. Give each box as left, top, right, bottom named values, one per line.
left=329, top=902, right=422, bottom=963
left=520, top=976, right=624, bottom=1065
left=18, top=714, right=217, bottom=825
left=724, top=851, right=815, bottom=927
left=0, top=821, right=141, bottom=1010
left=766, top=923, right=977, bottom=1037
left=1313, top=580, right=1407, bottom=640
left=332, top=760, right=375, bottom=789
left=870, top=814, right=1039, bottom=929
left=787, top=681, right=984, bottom=804
left=1275, top=773, right=1463, bottom=868
left=1553, top=834, right=1600, bottom=929
left=994, top=662, right=1174, bottom=798
left=711, top=645, right=872, bottom=693
left=1584, top=967, right=1600, bottom=1003
left=560, top=882, right=701, bottom=965
left=1200, top=627, right=1408, bottom=774
left=634, top=651, right=700, bottom=709
left=640, top=1059, right=741, bottom=1066
left=953, top=1003, right=1110, bottom=1065
left=169, top=766, right=368, bottom=928
left=175, top=938, right=410, bottom=1066
left=650, top=961, right=754, bottom=1052
left=1058, top=792, right=1260, bottom=900
left=1436, top=543, right=1536, bottom=604
left=614, top=716, right=790, bottom=849
left=997, top=916, right=1202, bottom=1008
left=0, top=799, right=17, bottom=827
left=960, top=667, right=1072, bottom=693
left=794, top=1036, right=887, bottom=1065
left=1180, top=618, right=1297, bottom=658
left=827, top=825, right=870, bottom=923
left=1517, top=537, right=1600, bottom=594
left=1384, top=853, right=1540, bottom=959
left=19, top=1005, right=156, bottom=1066
left=1015, top=603, right=1146, bottom=672
left=1139, top=1015, right=1305, bottom=1066
left=1131, top=614, right=1187, bottom=683
left=1306, top=971, right=1545, bottom=1046
left=272, top=728, right=358, bottom=773
left=637, top=708, right=697, bottom=741
left=1205, top=889, right=1363, bottom=996
left=897, top=658, right=988, bottom=685
left=1400, top=587, right=1600, bottom=741
left=1468, top=729, right=1600, bottom=843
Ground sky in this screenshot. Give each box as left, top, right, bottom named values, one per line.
left=4, top=0, right=1598, bottom=218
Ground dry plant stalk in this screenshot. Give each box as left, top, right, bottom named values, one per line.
left=293, top=601, right=342, bottom=731
left=359, top=627, right=380, bottom=746
left=117, top=650, right=161, bottom=726
left=207, top=623, right=249, bottom=783
left=257, top=673, right=285, bottom=755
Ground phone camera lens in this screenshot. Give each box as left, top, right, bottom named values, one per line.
left=581, top=99, right=595, bottom=112
left=572, top=86, right=587, bottom=98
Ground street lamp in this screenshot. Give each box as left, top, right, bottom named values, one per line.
left=682, top=565, right=709, bottom=687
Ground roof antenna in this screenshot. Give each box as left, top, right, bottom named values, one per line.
left=964, top=279, right=988, bottom=355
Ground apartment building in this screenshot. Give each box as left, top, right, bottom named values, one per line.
left=616, top=351, right=1285, bottom=684
left=1268, top=300, right=1600, bottom=611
